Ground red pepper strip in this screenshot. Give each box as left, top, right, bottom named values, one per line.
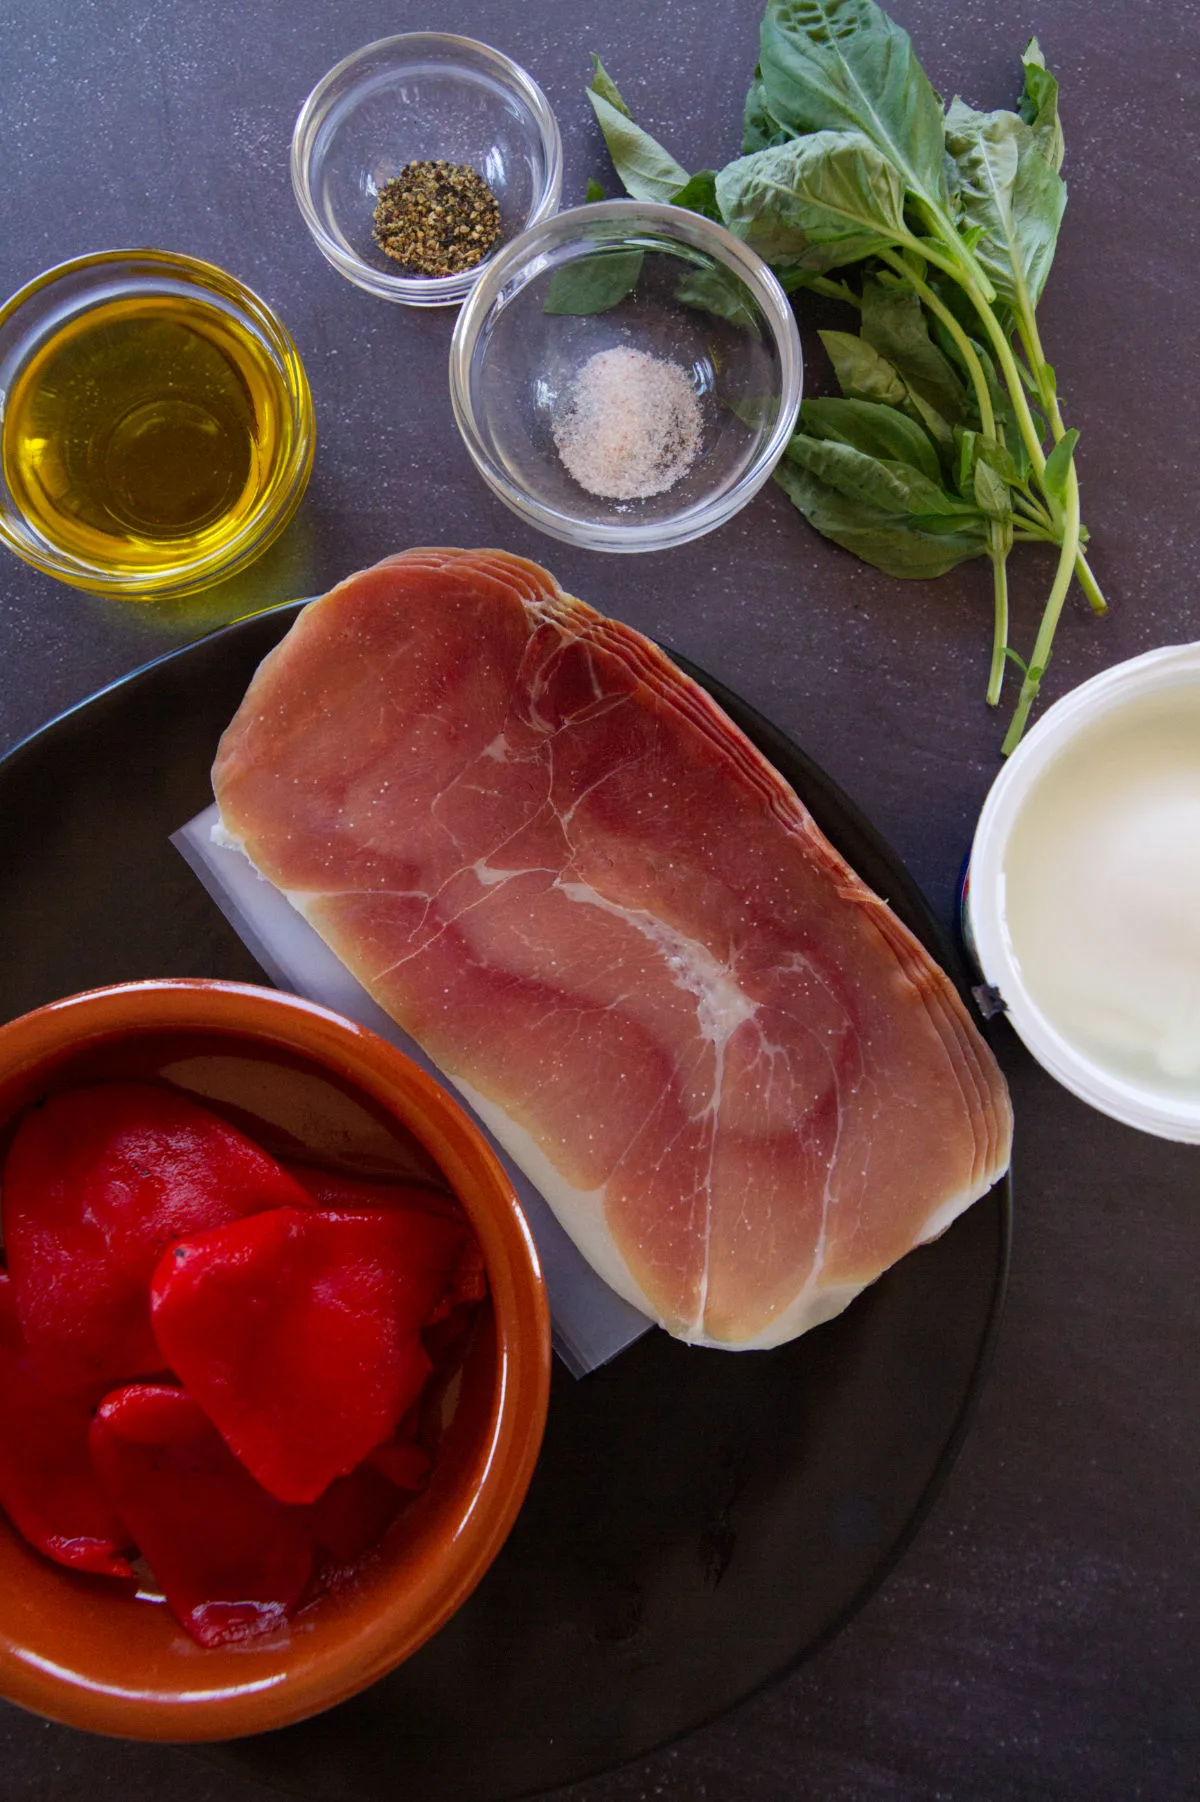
left=0, top=1275, right=132, bottom=1578
left=3, top=1082, right=315, bottom=1391
left=308, top=1462, right=409, bottom=1569
left=436, top=1240, right=488, bottom=1316
left=149, top=1206, right=470, bottom=1504
left=284, top=1163, right=456, bottom=1217
left=366, top=1436, right=432, bottom=1493
left=422, top=1303, right=482, bottom=1373
left=284, top=1165, right=488, bottom=1317
left=89, top=1385, right=313, bottom=1648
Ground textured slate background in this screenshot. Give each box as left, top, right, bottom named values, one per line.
left=0, top=0, right=1196, bottom=1797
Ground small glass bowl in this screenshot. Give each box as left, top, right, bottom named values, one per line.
left=0, top=250, right=314, bottom=600
left=448, top=202, right=803, bottom=552
left=290, top=33, right=563, bottom=307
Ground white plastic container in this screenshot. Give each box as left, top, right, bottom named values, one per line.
left=965, top=643, right=1200, bottom=1142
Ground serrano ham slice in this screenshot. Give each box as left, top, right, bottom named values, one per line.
left=212, top=549, right=1011, bottom=1350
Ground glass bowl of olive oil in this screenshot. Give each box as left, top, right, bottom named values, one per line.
left=0, top=251, right=314, bottom=599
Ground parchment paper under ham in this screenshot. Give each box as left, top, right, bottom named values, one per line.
left=212, top=549, right=1012, bottom=1350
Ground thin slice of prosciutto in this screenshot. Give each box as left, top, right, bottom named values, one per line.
left=213, top=549, right=1011, bottom=1350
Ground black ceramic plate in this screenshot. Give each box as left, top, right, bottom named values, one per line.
left=0, top=607, right=1010, bottom=1802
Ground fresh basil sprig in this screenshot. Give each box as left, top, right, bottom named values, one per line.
left=584, top=3, right=1105, bottom=750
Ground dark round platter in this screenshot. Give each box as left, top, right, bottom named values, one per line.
left=0, top=604, right=1010, bottom=1802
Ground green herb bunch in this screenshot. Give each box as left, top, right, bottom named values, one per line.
left=585, top=0, right=1105, bottom=750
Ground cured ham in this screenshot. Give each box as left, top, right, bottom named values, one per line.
left=212, top=549, right=1011, bottom=1350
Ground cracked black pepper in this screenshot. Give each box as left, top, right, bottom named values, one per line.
left=371, top=162, right=502, bottom=279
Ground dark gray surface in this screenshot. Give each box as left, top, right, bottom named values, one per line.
left=0, top=1, right=1195, bottom=1799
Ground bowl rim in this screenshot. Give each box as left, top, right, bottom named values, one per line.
left=966, top=641, right=1200, bottom=1141
left=289, top=31, right=564, bottom=308
left=447, top=199, right=804, bottom=552
left=0, top=978, right=551, bottom=1740
left=0, top=249, right=315, bottom=599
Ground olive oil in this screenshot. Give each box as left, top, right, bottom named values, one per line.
left=1, top=293, right=290, bottom=580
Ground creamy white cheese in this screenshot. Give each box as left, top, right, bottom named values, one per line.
left=1002, top=689, right=1200, bottom=1092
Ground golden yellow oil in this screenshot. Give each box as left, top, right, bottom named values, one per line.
left=1, top=293, right=291, bottom=578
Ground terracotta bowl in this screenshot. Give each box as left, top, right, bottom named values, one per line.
left=0, top=979, right=550, bottom=1740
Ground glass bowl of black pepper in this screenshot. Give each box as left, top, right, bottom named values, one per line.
left=449, top=201, right=804, bottom=552
left=290, top=34, right=563, bottom=308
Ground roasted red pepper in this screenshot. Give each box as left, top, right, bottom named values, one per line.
left=0, top=1274, right=132, bottom=1578
left=89, top=1385, right=314, bottom=1648
left=0, top=1088, right=489, bottom=1642
left=284, top=1163, right=456, bottom=1216
left=149, top=1206, right=470, bottom=1504
left=365, top=1434, right=432, bottom=1493
left=2, top=1082, right=314, bottom=1389
left=285, top=1164, right=488, bottom=1317
left=308, top=1461, right=412, bottom=1568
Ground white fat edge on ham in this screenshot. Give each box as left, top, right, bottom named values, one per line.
left=449, top=1073, right=874, bottom=1351
left=918, top=1180, right=991, bottom=1249
left=464, top=1062, right=996, bottom=1353
left=447, top=1073, right=645, bottom=1311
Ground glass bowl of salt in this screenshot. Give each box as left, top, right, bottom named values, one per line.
left=448, top=201, right=802, bottom=552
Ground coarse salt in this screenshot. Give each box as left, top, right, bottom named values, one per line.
left=552, top=345, right=702, bottom=502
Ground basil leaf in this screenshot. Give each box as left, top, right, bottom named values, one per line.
left=819, top=330, right=908, bottom=409
left=955, top=429, right=1020, bottom=546
left=774, top=459, right=987, bottom=578
left=543, top=249, right=643, bottom=316
left=584, top=178, right=607, bottom=204
left=976, top=434, right=1021, bottom=488
left=1019, top=39, right=1065, bottom=173
left=675, top=265, right=760, bottom=334
left=1041, top=426, right=1079, bottom=504
left=955, top=426, right=978, bottom=499
left=587, top=60, right=691, bottom=203
left=589, top=54, right=633, bottom=119
left=670, top=170, right=723, bottom=222
left=715, top=129, right=908, bottom=268
left=775, top=264, right=845, bottom=294
left=801, top=395, right=942, bottom=483
left=973, top=452, right=1012, bottom=525
left=904, top=390, right=954, bottom=456
left=758, top=0, right=951, bottom=217
left=743, top=70, right=792, bottom=153
left=944, top=99, right=1066, bottom=314
left=860, top=277, right=967, bottom=429
left=821, top=313, right=956, bottom=457
left=906, top=509, right=993, bottom=538
left=783, top=433, right=977, bottom=517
